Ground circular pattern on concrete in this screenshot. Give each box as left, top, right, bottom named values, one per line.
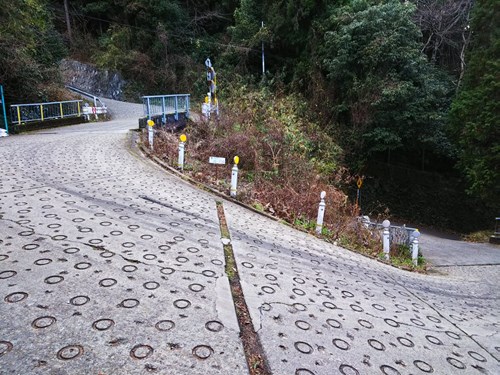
left=130, top=344, right=153, bottom=360
left=32, top=316, right=57, bottom=329
left=155, top=320, right=175, bottom=332
left=57, top=345, right=84, bottom=360
left=192, top=345, right=213, bottom=360
left=92, top=319, right=115, bottom=331
left=0, top=341, right=13, bottom=357
left=4, top=292, right=28, bottom=303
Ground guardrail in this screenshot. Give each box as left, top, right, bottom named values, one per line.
left=10, top=100, right=83, bottom=125
left=65, top=85, right=106, bottom=107
left=143, top=94, right=190, bottom=122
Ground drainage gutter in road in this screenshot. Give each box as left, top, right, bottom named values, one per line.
left=216, top=201, right=271, bottom=375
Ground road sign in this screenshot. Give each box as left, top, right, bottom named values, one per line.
left=357, top=177, right=363, bottom=189
left=209, top=157, right=226, bottom=165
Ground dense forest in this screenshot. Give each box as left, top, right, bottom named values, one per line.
left=0, top=0, right=498, bottom=233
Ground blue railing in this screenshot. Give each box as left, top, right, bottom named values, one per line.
left=142, top=94, right=190, bottom=122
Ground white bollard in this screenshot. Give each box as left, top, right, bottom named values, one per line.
left=230, top=156, right=239, bottom=197
left=316, top=191, right=326, bottom=234
left=178, top=134, right=186, bottom=170
left=411, top=229, right=421, bottom=266
left=147, top=119, right=154, bottom=150
left=382, top=220, right=390, bottom=260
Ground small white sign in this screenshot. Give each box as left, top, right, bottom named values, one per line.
left=209, top=157, right=226, bottom=165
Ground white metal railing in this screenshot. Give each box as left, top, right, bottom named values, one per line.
left=65, top=85, right=106, bottom=107
left=360, top=216, right=421, bottom=265
left=361, top=218, right=417, bottom=246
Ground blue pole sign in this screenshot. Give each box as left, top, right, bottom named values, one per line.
left=0, top=84, right=8, bottom=133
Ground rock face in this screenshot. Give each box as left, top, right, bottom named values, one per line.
left=60, top=59, right=126, bottom=100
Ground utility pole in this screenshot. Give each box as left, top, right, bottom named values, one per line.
left=261, top=21, right=265, bottom=76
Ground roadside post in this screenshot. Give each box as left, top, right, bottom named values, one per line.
left=316, top=191, right=326, bottom=234
left=230, top=156, right=239, bottom=198
left=411, top=229, right=420, bottom=266
left=382, top=220, right=390, bottom=260
left=178, top=134, right=186, bottom=171
left=355, top=177, right=363, bottom=209
left=0, top=84, right=8, bottom=135
left=147, top=119, right=154, bottom=150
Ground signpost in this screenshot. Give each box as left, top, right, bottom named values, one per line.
left=209, top=156, right=226, bottom=181
left=204, top=58, right=219, bottom=119
left=355, top=177, right=363, bottom=209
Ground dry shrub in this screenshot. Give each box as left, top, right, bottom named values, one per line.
left=147, top=90, right=377, bottom=251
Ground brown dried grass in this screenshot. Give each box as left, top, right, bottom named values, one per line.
left=144, top=91, right=377, bottom=253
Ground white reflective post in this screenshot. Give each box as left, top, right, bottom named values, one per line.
left=316, top=191, right=326, bottom=234
left=382, top=220, right=390, bottom=260
left=230, top=156, right=240, bottom=198
left=147, top=120, right=154, bottom=150
left=412, top=229, right=420, bottom=266
left=178, top=134, right=186, bottom=171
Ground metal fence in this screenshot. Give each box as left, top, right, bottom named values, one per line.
left=143, top=94, right=190, bottom=122
left=362, top=218, right=418, bottom=247
left=10, top=100, right=83, bottom=125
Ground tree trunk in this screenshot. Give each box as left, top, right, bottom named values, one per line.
left=457, top=21, right=471, bottom=90
left=64, top=0, right=73, bottom=45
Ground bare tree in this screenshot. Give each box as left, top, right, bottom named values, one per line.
left=412, top=0, right=474, bottom=80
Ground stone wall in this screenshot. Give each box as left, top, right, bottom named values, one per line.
left=59, top=59, right=125, bottom=100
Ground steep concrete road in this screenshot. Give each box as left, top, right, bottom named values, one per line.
left=0, top=103, right=499, bottom=374
left=0, top=106, right=247, bottom=374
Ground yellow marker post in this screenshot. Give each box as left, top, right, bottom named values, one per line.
left=178, top=134, right=187, bottom=170
left=17, top=106, right=21, bottom=125
left=40, top=105, right=44, bottom=121
left=147, top=119, right=154, bottom=149
left=77, top=102, right=81, bottom=116
left=231, top=156, right=239, bottom=197
left=60, top=103, right=63, bottom=118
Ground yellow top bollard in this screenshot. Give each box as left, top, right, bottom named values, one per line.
left=234, top=156, right=240, bottom=165
left=180, top=134, right=187, bottom=142
left=147, top=120, right=154, bottom=127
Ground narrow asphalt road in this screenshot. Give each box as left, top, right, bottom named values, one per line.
left=0, top=103, right=499, bottom=374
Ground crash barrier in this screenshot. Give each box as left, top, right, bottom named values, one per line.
left=81, top=104, right=107, bottom=120
left=65, top=85, right=106, bottom=107
left=10, top=100, right=84, bottom=125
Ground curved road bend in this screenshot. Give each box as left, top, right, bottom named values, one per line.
left=0, top=101, right=499, bottom=374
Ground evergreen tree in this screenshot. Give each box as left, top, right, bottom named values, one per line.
left=448, top=0, right=500, bottom=203
left=0, top=0, right=65, bottom=102
left=319, top=0, right=452, bottom=169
